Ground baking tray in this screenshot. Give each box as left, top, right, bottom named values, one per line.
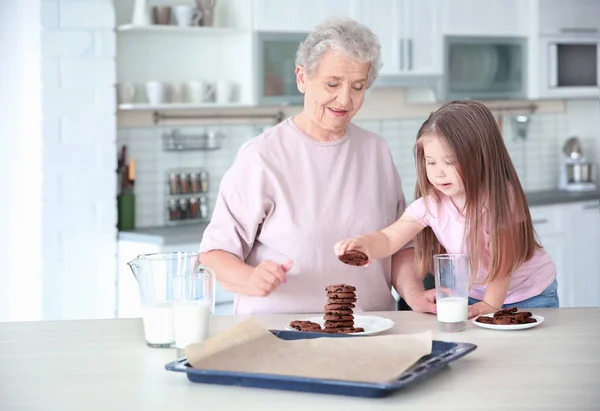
left=164, top=330, right=477, bottom=398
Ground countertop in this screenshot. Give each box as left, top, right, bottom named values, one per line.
left=1, top=309, right=598, bottom=410
left=118, top=189, right=598, bottom=246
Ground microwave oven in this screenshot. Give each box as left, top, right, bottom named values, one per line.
left=442, top=36, right=527, bottom=101
left=537, top=36, right=600, bottom=99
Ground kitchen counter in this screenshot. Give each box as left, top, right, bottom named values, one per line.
left=526, top=189, right=599, bottom=207
left=1, top=309, right=599, bottom=410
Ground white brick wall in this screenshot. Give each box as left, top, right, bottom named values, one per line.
left=41, top=0, right=117, bottom=320
left=117, top=111, right=575, bottom=228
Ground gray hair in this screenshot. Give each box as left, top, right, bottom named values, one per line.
left=295, top=15, right=382, bottom=88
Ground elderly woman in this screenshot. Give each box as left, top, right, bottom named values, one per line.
left=200, top=16, right=435, bottom=315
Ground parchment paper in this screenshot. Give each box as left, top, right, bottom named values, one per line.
left=185, top=317, right=432, bottom=384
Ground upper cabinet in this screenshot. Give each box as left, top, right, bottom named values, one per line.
left=352, top=0, right=441, bottom=76
left=252, top=0, right=352, bottom=32
left=440, top=0, right=530, bottom=37
left=536, top=0, right=600, bottom=35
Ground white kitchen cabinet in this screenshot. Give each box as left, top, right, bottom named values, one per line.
left=352, top=0, right=441, bottom=76
left=440, top=0, right=530, bottom=37
left=564, top=201, right=600, bottom=307
left=251, top=0, right=352, bottom=32
left=536, top=0, right=600, bottom=35
left=352, top=0, right=397, bottom=74
left=530, top=205, right=570, bottom=306
left=530, top=201, right=600, bottom=308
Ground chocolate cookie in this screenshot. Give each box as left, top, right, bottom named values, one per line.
left=338, top=250, right=369, bottom=266
left=324, top=320, right=355, bottom=328
left=325, top=284, right=357, bottom=293
left=493, top=307, right=518, bottom=318
left=326, top=292, right=356, bottom=299
left=324, top=303, right=355, bottom=310
left=324, top=309, right=354, bottom=316
left=289, top=320, right=321, bottom=332
left=475, top=316, right=495, bottom=324
left=327, top=298, right=357, bottom=304
left=338, top=327, right=365, bottom=334
left=323, top=314, right=354, bottom=321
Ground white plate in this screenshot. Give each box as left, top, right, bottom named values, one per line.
left=285, top=315, right=395, bottom=336
left=472, top=314, right=544, bottom=331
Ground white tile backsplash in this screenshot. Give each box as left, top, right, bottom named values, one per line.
left=118, top=111, right=576, bottom=229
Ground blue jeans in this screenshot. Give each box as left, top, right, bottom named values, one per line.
left=468, top=279, right=559, bottom=308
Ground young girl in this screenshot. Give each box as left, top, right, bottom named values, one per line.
left=335, top=100, right=558, bottom=318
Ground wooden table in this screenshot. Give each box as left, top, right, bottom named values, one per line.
left=1, top=309, right=599, bottom=410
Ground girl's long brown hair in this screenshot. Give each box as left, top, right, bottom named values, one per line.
left=413, top=100, right=540, bottom=284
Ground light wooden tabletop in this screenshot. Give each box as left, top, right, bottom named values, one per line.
left=1, top=308, right=599, bottom=410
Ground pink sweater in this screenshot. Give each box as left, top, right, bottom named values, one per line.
left=200, top=118, right=407, bottom=314
left=406, top=194, right=557, bottom=304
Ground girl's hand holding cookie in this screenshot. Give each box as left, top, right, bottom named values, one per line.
left=245, top=260, right=293, bottom=297
left=334, top=237, right=371, bottom=267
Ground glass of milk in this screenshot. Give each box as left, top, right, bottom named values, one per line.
left=434, top=254, right=470, bottom=332
left=173, top=266, right=215, bottom=350
left=128, top=252, right=215, bottom=349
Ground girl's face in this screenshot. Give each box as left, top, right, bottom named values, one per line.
left=421, top=133, right=465, bottom=201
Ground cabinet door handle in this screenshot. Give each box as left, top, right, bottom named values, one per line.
left=533, top=218, right=548, bottom=225
left=560, top=27, right=599, bottom=34
left=407, top=38, right=413, bottom=71
left=399, top=39, right=404, bottom=71
left=583, top=204, right=600, bottom=210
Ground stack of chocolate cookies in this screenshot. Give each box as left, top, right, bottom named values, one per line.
left=323, top=284, right=363, bottom=333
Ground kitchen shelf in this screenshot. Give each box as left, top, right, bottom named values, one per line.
left=117, top=24, right=248, bottom=35
left=118, top=103, right=250, bottom=111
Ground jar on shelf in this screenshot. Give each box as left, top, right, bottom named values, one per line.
left=168, top=198, right=179, bottom=221
left=200, top=171, right=209, bottom=193
left=189, top=197, right=199, bottom=219
left=169, top=173, right=180, bottom=195
left=190, top=172, right=200, bottom=193
left=179, top=172, right=190, bottom=194
left=178, top=198, right=189, bottom=219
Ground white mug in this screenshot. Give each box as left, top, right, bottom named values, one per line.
left=118, top=83, right=136, bottom=104
left=215, top=80, right=234, bottom=104
left=185, top=81, right=214, bottom=104
left=173, top=5, right=202, bottom=27
left=145, top=81, right=166, bottom=105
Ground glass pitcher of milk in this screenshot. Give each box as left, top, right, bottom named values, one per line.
left=128, top=252, right=215, bottom=348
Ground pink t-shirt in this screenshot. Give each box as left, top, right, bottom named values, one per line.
left=200, top=118, right=406, bottom=314
left=405, top=194, right=557, bottom=303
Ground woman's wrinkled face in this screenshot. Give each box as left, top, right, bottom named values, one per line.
left=296, top=50, right=369, bottom=135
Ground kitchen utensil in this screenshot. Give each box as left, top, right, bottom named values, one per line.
left=131, top=0, right=150, bottom=25
left=173, top=5, right=202, bottom=27
left=152, top=6, right=172, bottom=25
left=146, top=81, right=166, bottom=105
left=562, top=136, right=583, bottom=159
left=195, top=0, right=216, bottom=26
left=434, top=254, right=469, bottom=332
left=512, top=115, right=530, bottom=140
left=127, top=252, right=215, bottom=348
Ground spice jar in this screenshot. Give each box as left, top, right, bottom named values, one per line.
left=169, top=173, right=180, bottom=195
left=190, top=172, right=200, bottom=193
left=189, top=197, right=199, bottom=219
left=168, top=198, right=179, bottom=221
left=178, top=198, right=189, bottom=219
left=199, top=196, right=208, bottom=219
left=200, top=171, right=209, bottom=193
left=179, top=172, right=190, bottom=194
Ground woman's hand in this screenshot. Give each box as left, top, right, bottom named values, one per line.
left=244, top=260, right=293, bottom=297
left=334, top=236, right=371, bottom=264
left=468, top=301, right=498, bottom=319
